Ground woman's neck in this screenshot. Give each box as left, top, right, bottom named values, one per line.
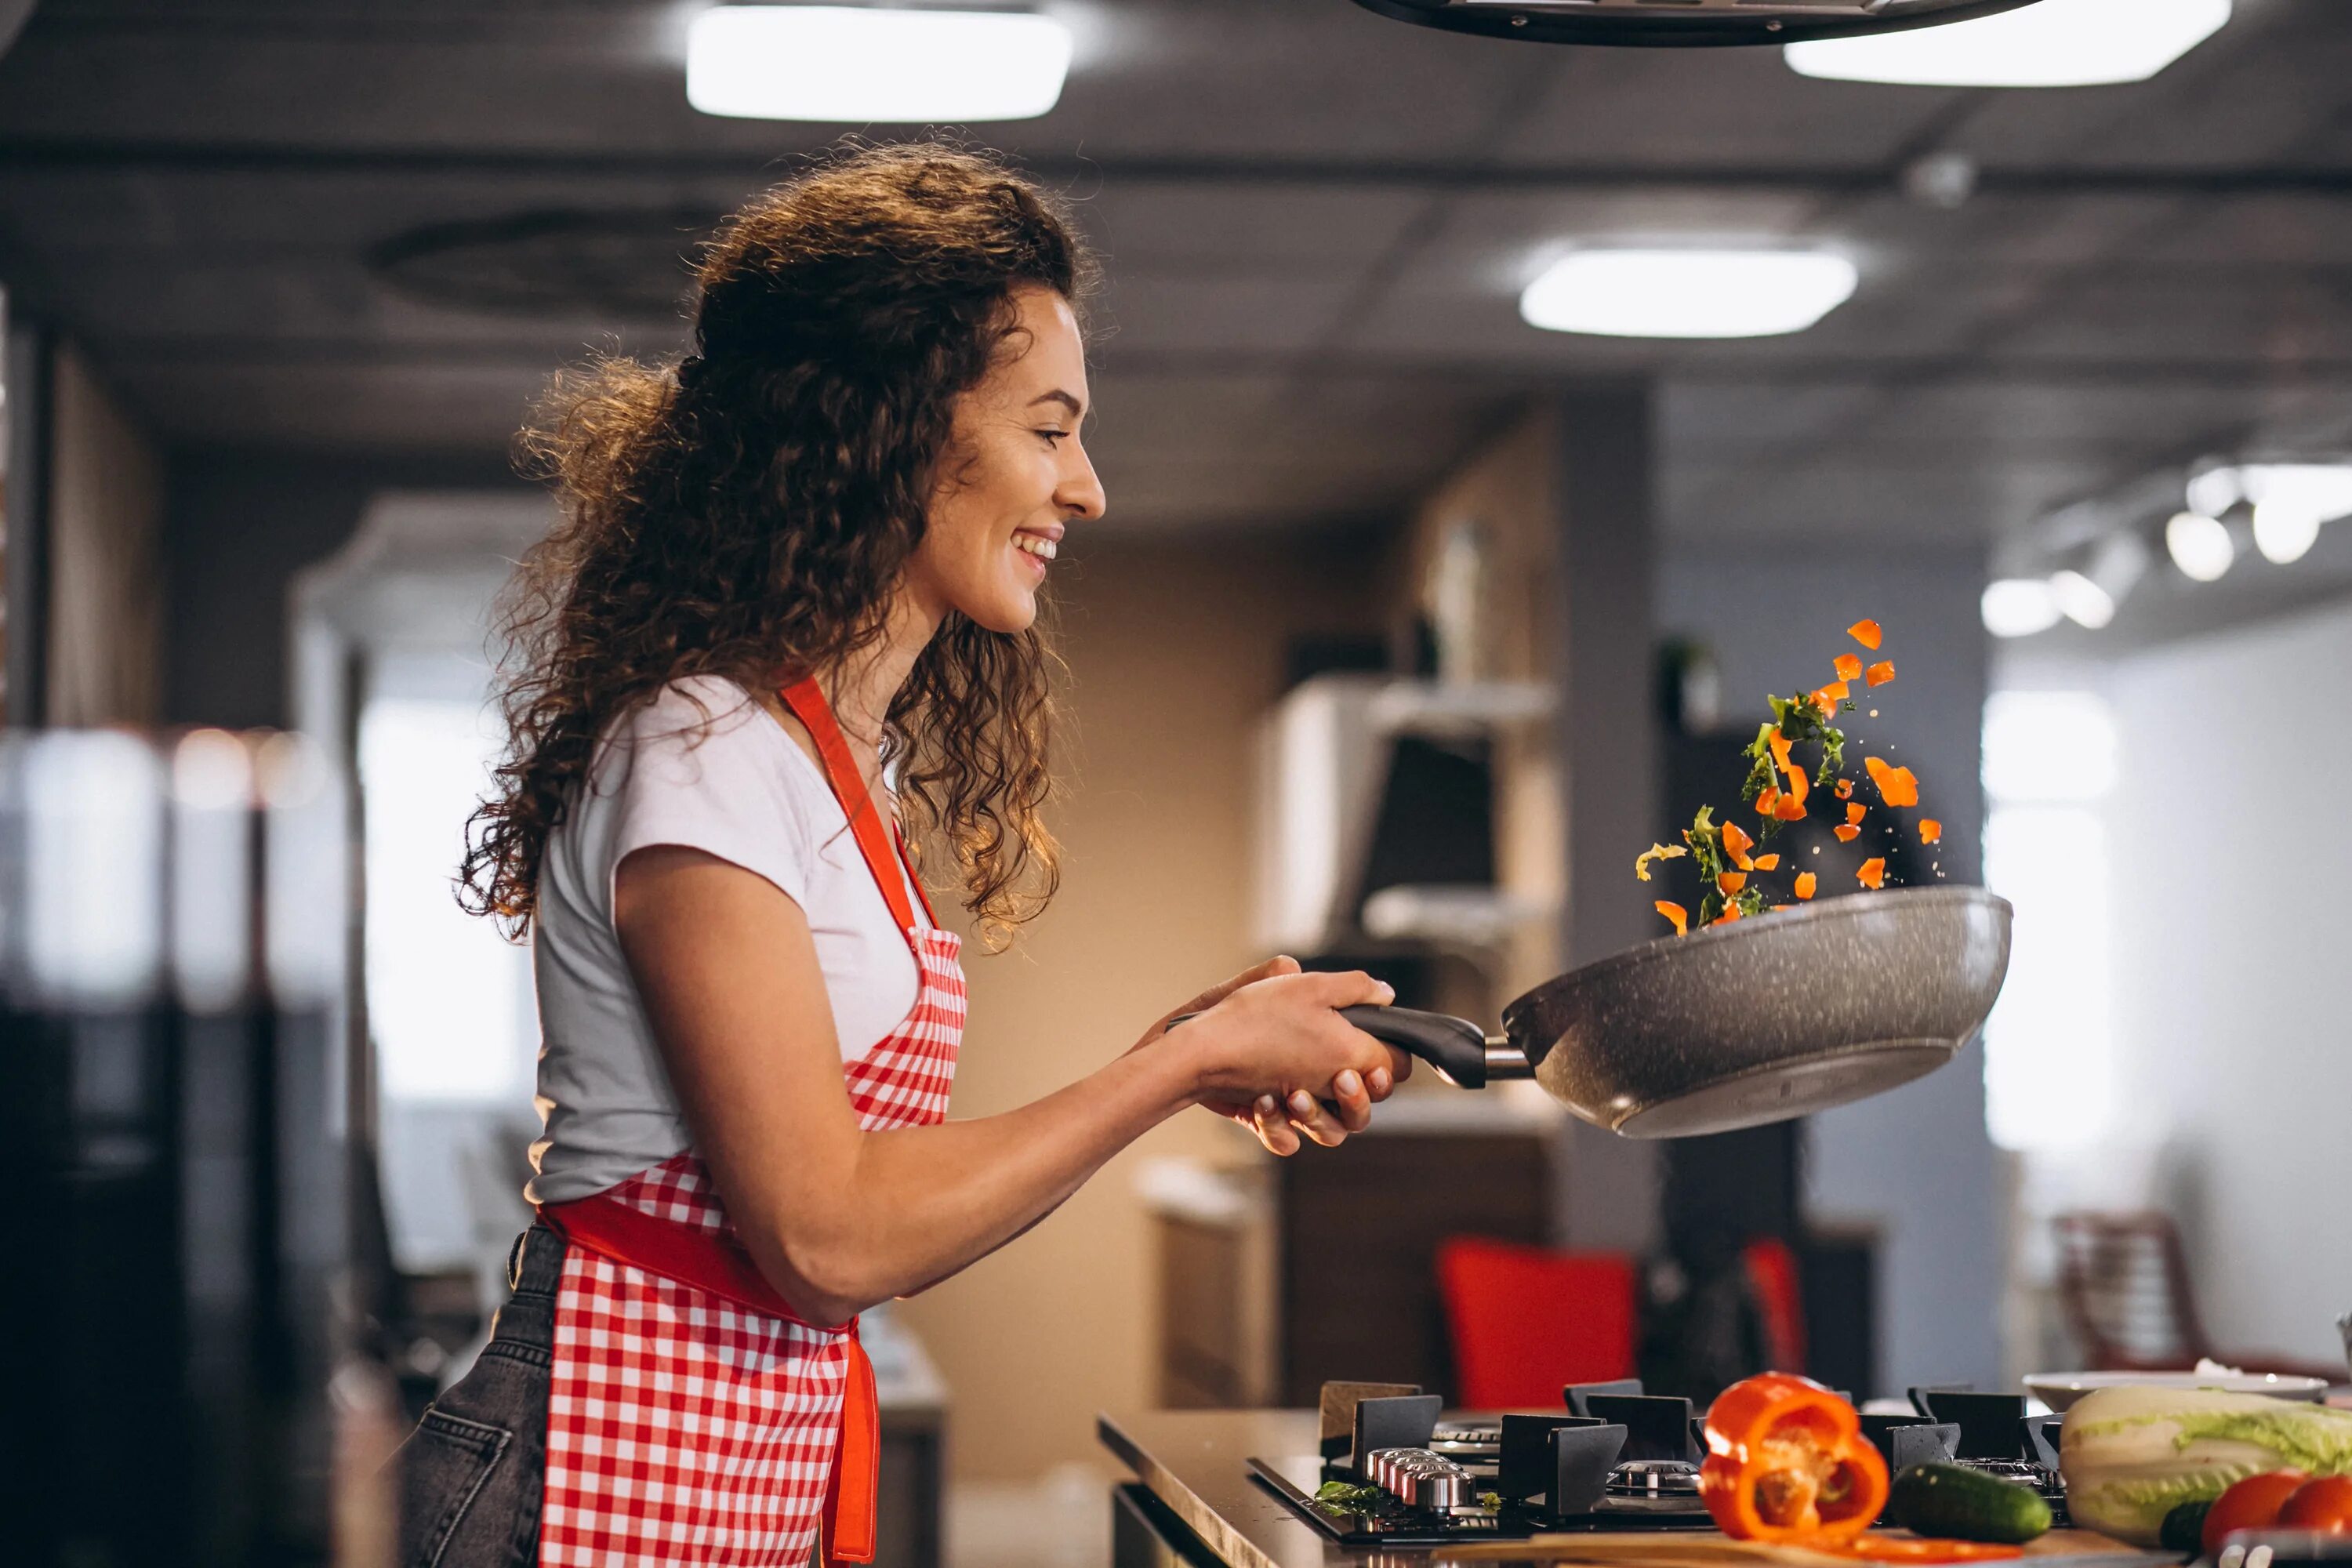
left=820, top=586, right=945, bottom=776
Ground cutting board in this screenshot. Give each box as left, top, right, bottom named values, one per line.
left=1428, top=1530, right=2170, bottom=1567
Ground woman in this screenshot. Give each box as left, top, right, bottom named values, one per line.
left=394, top=143, right=1408, bottom=1568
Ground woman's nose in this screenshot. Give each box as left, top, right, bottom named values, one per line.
left=1060, top=445, right=1106, bottom=522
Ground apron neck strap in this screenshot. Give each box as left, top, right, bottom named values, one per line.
left=777, top=676, right=937, bottom=938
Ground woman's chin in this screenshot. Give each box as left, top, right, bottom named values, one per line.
left=958, top=587, right=1040, bottom=636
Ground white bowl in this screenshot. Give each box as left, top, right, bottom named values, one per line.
left=2025, top=1370, right=2332, bottom=1414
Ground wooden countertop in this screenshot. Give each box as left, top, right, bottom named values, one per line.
left=1098, top=1408, right=2173, bottom=1568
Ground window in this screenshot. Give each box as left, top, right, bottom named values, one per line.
left=1980, top=691, right=2117, bottom=1150
left=358, top=691, right=535, bottom=1104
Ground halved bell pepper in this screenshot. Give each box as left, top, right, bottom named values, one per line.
left=1700, top=1373, right=1889, bottom=1545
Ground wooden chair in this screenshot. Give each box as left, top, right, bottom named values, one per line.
left=2053, top=1211, right=2342, bottom=1380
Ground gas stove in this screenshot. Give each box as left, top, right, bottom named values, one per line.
left=1249, top=1380, right=2069, bottom=1548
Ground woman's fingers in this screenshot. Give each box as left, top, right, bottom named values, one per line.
left=1156, top=955, right=1305, bottom=1035
left=1251, top=1094, right=1301, bottom=1156
left=1285, top=1089, right=1351, bottom=1149
left=1330, top=1069, right=1374, bottom=1133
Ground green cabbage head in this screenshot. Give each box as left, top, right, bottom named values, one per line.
left=2061, top=1385, right=2352, bottom=1544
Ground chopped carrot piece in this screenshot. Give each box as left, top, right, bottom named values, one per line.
left=1847, top=802, right=1867, bottom=827
left=1865, top=660, right=1896, bottom=688
left=1849, top=619, right=1882, bottom=651
left=1755, top=786, right=1783, bottom=818
left=1773, top=791, right=1809, bottom=822
left=1834, top=824, right=1862, bottom=842
left=1920, top=819, right=1943, bottom=845
left=1656, top=901, right=1690, bottom=937
left=1752, top=854, right=1782, bottom=872
left=1834, top=654, right=1864, bottom=684
left=1795, top=872, right=1818, bottom=901
left=1718, top=871, right=1748, bottom=895
left=1857, top=858, right=1887, bottom=890
left=1721, top=821, right=1757, bottom=870
left=1835, top=779, right=1855, bottom=800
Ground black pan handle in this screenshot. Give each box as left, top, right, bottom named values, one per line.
left=1165, top=1005, right=1496, bottom=1090
left=1335, top=1005, right=1491, bottom=1090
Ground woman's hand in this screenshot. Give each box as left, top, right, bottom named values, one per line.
left=1142, top=956, right=1411, bottom=1156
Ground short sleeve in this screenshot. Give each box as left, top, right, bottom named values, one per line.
left=593, top=677, right=813, bottom=914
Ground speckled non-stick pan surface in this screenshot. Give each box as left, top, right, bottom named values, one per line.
left=1508, top=885, right=2013, bottom=1138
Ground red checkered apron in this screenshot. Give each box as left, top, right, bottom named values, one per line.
left=534, top=677, right=964, bottom=1566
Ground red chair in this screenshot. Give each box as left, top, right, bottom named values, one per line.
left=1436, top=1236, right=1638, bottom=1410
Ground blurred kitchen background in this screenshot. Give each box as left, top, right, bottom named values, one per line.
left=2, top=2, right=2349, bottom=1565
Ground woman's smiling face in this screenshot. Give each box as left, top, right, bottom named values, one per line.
left=906, top=285, right=1105, bottom=635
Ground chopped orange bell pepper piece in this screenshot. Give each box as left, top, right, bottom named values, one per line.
left=1858, top=858, right=1886, bottom=890
left=1719, top=871, right=1748, bottom=895
left=1794, top=872, right=1817, bottom=901
left=1774, top=792, right=1809, bottom=822
left=1769, top=730, right=1795, bottom=775
left=1834, top=825, right=1861, bottom=843
left=1755, top=786, right=1783, bottom=818
left=1700, top=1374, right=1889, bottom=1546
left=1752, top=854, right=1781, bottom=872
left=1864, top=757, right=1919, bottom=806
left=1656, top=901, right=1690, bottom=937
left=1834, top=654, right=1864, bottom=684
left=1835, top=779, right=1855, bottom=800
left=1721, top=821, right=1757, bottom=871
left=1711, top=905, right=1745, bottom=927
left=1846, top=802, right=1867, bottom=827
left=1784, top=762, right=1810, bottom=805
left=1865, top=661, right=1896, bottom=688
left=1849, top=619, right=1882, bottom=651
left=1919, top=819, right=1943, bottom=845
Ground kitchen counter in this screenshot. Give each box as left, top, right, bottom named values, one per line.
left=1098, top=1408, right=2169, bottom=1568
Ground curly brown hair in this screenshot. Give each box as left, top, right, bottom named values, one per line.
left=460, top=142, right=1095, bottom=944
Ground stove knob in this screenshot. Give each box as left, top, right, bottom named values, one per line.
left=1421, top=1469, right=1468, bottom=1510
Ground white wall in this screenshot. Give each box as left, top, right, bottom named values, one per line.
left=1659, top=545, right=2002, bottom=1394
left=2103, top=599, right=2352, bottom=1367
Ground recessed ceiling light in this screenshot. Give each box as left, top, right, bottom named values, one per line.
left=1981, top=579, right=2063, bottom=639
left=687, top=6, right=1073, bottom=123
left=2049, top=569, right=2116, bottom=630
left=1785, top=0, right=2230, bottom=89
left=1519, top=250, right=1858, bottom=339
left=2165, top=511, right=2235, bottom=583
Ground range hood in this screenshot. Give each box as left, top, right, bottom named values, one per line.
left=1349, top=0, right=2041, bottom=48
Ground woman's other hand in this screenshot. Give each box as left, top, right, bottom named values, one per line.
left=1148, top=958, right=1410, bottom=1156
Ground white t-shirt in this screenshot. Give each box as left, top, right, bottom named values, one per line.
left=526, top=674, right=925, bottom=1206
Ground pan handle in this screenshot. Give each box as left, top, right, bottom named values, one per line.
left=1335, top=1005, right=1492, bottom=1090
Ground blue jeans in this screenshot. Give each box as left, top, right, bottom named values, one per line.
left=392, top=1228, right=562, bottom=1568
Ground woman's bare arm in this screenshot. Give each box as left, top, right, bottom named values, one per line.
left=614, top=844, right=1398, bottom=1326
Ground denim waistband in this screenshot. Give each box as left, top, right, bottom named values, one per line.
left=505, top=1223, right=566, bottom=1299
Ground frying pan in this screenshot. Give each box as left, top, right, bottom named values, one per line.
left=1210, top=887, right=2011, bottom=1140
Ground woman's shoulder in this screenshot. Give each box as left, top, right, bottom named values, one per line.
left=588, top=674, right=809, bottom=808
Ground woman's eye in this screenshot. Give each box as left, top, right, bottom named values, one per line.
left=1038, top=428, right=1069, bottom=445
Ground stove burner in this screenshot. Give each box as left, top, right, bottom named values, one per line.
left=1609, top=1460, right=1703, bottom=1499
left=1365, top=1448, right=1476, bottom=1510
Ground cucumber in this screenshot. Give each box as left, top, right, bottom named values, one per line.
left=1886, top=1464, right=2054, bottom=1544
left=2160, top=1499, right=2213, bottom=1555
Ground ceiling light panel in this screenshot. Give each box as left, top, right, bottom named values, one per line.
left=2165, top=511, right=2234, bottom=583
left=1785, top=0, right=2231, bottom=89
left=687, top=7, right=1073, bottom=123
left=1519, top=250, right=1859, bottom=339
